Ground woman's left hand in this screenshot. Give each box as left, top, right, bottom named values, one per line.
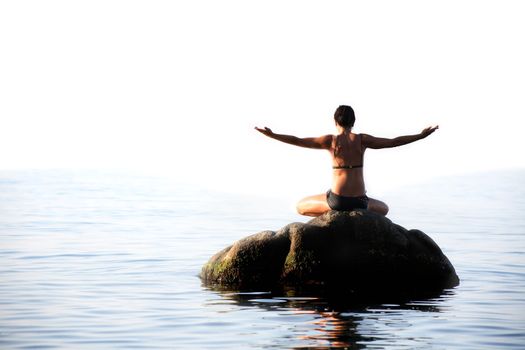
left=255, top=127, right=274, bottom=137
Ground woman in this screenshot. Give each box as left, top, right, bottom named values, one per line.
left=255, top=105, right=438, bottom=217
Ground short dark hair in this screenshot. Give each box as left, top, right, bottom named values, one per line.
left=334, top=105, right=355, bottom=128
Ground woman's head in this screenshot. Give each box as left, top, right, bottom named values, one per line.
left=334, top=105, right=355, bottom=128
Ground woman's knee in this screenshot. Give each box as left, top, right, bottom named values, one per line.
left=295, top=194, right=330, bottom=217
left=296, top=201, right=307, bottom=216
left=379, top=202, right=389, bottom=216
left=368, top=199, right=389, bottom=216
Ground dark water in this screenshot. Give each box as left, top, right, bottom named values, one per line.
left=1, top=169, right=524, bottom=349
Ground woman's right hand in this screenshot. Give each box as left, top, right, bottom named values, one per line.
left=420, top=125, right=439, bottom=138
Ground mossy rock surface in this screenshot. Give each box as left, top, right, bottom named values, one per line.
left=200, top=210, right=459, bottom=294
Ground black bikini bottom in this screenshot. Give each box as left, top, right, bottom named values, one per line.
left=326, top=190, right=369, bottom=211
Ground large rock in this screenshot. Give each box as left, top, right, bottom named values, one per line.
left=201, top=210, right=459, bottom=296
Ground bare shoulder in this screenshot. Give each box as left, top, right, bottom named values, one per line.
left=296, top=134, right=334, bottom=149
left=359, top=133, right=372, bottom=145
left=360, top=133, right=383, bottom=149
left=316, top=134, right=334, bottom=149
left=360, top=133, right=395, bottom=149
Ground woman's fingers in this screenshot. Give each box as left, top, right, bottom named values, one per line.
left=255, top=126, right=273, bottom=136
left=421, top=125, right=439, bottom=137
left=255, top=126, right=272, bottom=133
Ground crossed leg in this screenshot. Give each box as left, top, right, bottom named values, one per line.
left=367, top=197, right=389, bottom=216
left=296, top=193, right=331, bottom=217
left=296, top=193, right=389, bottom=217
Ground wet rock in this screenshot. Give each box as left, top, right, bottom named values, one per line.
left=201, top=210, right=459, bottom=295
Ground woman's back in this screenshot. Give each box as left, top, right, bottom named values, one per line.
left=330, top=132, right=366, bottom=197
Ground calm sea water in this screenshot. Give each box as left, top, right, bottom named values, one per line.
left=1, top=169, right=524, bottom=349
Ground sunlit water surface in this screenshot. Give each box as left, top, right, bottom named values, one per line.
left=1, top=169, right=524, bottom=349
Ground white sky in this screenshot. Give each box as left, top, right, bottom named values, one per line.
left=1, top=1, right=524, bottom=197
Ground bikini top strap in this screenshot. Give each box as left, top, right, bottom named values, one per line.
left=331, top=134, right=340, bottom=168
left=332, top=134, right=338, bottom=157
left=359, top=133, right=365, bottom=163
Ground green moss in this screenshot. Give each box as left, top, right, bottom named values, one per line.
left=213, top=259, right=232, bottom=278
left=284, top=250, right=316, bottom=273
left=201, top=257, right=235, bottom=283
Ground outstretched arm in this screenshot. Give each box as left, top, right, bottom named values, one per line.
left=255, top=127, right=331, bottom=150
left=362, top=126, right=439, bottom=149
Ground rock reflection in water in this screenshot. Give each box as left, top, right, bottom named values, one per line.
left=205, top=285, right=454, bottom=349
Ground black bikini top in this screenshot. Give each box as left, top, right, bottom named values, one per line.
left=332, top=164, right=363, bottom=169
left=332, top=134, right=363, bottom=170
